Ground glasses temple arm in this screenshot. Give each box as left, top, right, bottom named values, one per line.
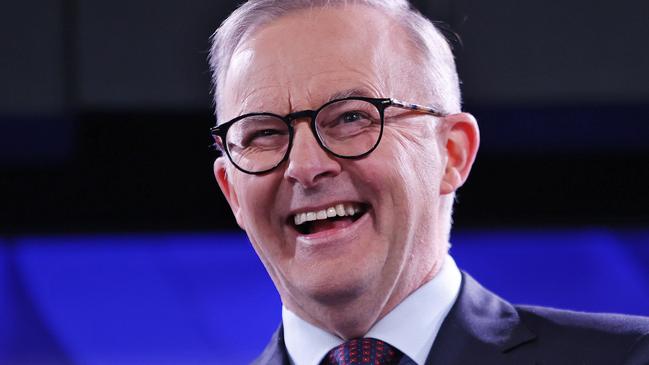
left=389, top=98, right=445, bottom=117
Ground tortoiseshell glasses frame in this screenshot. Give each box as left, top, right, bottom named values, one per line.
left=209, top=97, right=445, bottom=175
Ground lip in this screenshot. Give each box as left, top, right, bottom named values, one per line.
left=295, top=207, right=371, bottom=247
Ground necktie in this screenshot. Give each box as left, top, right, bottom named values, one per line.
left=322, top=338, right=404, bottom=365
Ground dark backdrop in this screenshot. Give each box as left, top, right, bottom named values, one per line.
left=2, top=0, right=649, bottom=234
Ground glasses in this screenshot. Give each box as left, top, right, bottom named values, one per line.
left=210, top=96, right=444, bottom=175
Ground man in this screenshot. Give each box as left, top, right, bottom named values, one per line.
left=208, top=1, right=649, bottom=364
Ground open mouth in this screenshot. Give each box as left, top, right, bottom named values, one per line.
left=290, top=203, right=369, bottom=235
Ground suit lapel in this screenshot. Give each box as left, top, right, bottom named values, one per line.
left=252, top=325, right=290, bottom=365
left=425, top=273, right=537, bottom=365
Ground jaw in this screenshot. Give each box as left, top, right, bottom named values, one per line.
left=279, top=267, right=389, bottom=339
left=267, top=204, right=386, bottom=337
left=277, top=209, right=447, bottom=340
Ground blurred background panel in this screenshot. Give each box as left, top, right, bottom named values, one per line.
left=75, top=0, right=233, bottom=110
left=1, top=0, right=648, bottom=232
left=452, top=0, right=649, bottom=105
left=0, top=0, right=66, bottom=115
left=1, top=0, right=648, bottom=364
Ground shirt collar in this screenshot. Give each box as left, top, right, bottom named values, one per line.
left=282, top=254, right=462, bottom=365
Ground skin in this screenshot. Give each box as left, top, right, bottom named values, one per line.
left=214, top=5, right=480, bottom=339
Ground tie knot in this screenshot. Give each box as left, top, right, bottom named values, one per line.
left=323, top=338, right=403, bottom=365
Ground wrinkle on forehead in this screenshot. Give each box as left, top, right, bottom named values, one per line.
left=223, top=46, right=289, bottom=118
left=221, top=4, right=426, bottom=120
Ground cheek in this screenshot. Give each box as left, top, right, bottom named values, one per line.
left=386, top=126, right=444, bottom=188
left=373, top=128, right=445, bottom=234
left=233, top=173, right=282, bottom=226
left=234, top=175, right=288, bottom=266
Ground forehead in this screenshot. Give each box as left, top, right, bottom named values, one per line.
left=220, top=5, right=422, bottom=119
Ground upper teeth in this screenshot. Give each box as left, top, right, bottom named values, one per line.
left=293, top=203, right=361, bottom=226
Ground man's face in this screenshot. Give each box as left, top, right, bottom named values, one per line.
left=215, top=5, right=477, bottom=334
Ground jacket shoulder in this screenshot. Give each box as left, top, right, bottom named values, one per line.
left=428, top=273, right=649, bottom=365
left=515, top=305, right=649, bottom=364
left=517, top=305, right=649, bottom=337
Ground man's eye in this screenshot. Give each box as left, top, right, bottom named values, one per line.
left=253, top=129, right=280, bottom=138
left=243, top=128, right=286, bottom=147
left=340, top=111, right=367, bottom=123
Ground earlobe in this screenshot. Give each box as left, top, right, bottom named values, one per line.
left=214, top=158, right=246, bottom=230
left=440, top=112, right=480, bottom=195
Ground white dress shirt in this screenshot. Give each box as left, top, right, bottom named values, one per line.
left=282, top=254, right=462, bottom=365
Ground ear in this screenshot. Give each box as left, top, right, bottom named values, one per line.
left=440, top=112, right=480, bottom=195
left=214, top=157, right=246, bottom=230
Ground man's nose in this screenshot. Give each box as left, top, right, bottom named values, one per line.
left=284, top=122, right=341, bottom=187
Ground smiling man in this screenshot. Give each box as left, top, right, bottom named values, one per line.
left=208, top=1, right=649, bottom=364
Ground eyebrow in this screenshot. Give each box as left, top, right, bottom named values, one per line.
left=326, top=87, right=376, bottom=103
left=228, top=87, right=377, bottom=121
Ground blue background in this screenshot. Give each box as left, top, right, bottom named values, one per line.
left=1, top=229, right=648, bottom=364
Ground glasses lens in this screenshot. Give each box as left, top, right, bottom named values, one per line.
left=225, top=115, right=289, bottom=173
left=315, top=99, right=382, bottom=157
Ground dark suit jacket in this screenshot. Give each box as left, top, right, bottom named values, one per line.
left=252, top=273, right=649, bottom=365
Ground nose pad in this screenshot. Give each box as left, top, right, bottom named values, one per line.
left=284, top=122, right=341, bottom=187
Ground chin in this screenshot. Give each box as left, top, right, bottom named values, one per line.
left=294, top=266, right=377, bottom=307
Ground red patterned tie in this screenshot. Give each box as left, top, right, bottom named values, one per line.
left=322, top=338, right=403, bottom=365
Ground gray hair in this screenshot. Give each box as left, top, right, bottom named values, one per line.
left=208, top=0, right=462, bottom=121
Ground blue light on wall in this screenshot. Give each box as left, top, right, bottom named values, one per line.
left=0, top=229, right=647, bottom=364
